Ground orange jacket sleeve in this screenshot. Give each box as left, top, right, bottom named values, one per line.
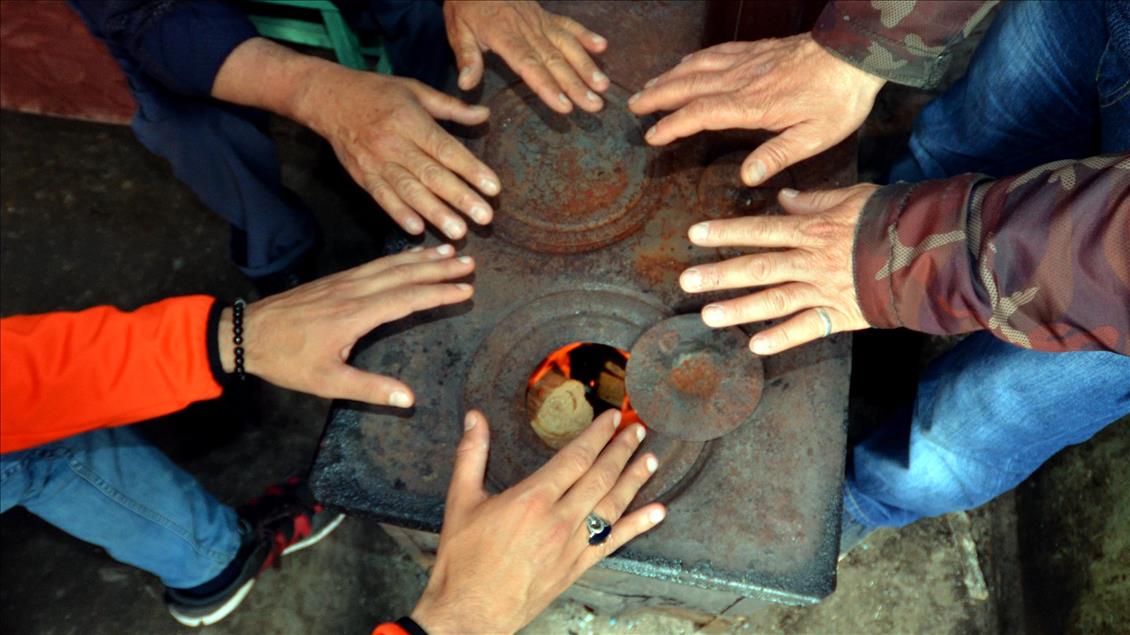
left=1, top=295, right=226, bottom=453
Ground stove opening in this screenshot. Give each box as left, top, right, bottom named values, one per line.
left=526, top=342, right=642, bottom=449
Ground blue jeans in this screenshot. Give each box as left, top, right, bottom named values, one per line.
left=0, top=427, right=241, bottom=588
left=846, top=0, right=1130, bottom=529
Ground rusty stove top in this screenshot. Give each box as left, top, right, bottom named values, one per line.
left=311, top=1, right=854, bottom=606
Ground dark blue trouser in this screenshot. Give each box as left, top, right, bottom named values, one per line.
left=845, top=0, right=1130, bottom=530
left=125, top=0, right=449, bottom=278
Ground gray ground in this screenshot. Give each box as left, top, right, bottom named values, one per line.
left=2, top=81, right=1128, bottom=635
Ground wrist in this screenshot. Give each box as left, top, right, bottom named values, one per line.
left=854, top=65, right=887, bottom=96
left=217, top=306, right=236, bottom=374
left=213, top=38, right=340, bottom=125
left=216, top=300, right=257, bottom=377
left=285, top=56, right=351, bottom=129
left=409, top=586, right=468, bottom=635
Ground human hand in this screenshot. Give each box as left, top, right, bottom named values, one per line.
left=679, top=185, right=879, bottom=354
left=296, top=68, right=501, bottom=240
left=444, top=0, right=610, bottom=113
left=410, top=409, right=665, bottom=634
left=628, top=34, right=885, bottom=186
left=220, top=245, right=474, bottom=406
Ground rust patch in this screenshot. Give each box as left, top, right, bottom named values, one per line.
left=632, top=252, right=687, bottom=287
left=668, top=353, right=722, bottom=399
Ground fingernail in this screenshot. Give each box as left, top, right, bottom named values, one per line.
left=612, top=410, right=622, bottom=428
left=681, top=268, right=702, bottom=290
left=436, top=244, right=455, bottom=256
left=749, top=160, right=767, bottom=184
left=407, top=246, right=423, bottom=253
left=457, top=255, right=473, bottom=265
left=628, top=92, right=640, bottom=104
left=645, top=77, right=658, bottom=88
left=586, top=90, right=600, bottom=103
left=443, top=219, right=465, bottom=239
left=649, top=507, right=667, bottom=524
left=781, top=188, right=798, bottom=198
left=593, top=70, right=609, bottom=84
left=645, top=126, right=657, bottom=139
left=406, top=218, right=424, bottom=233
left=688, top=222, right=709, bottom=242
left=646, top=456, right=659, bottom=473
left=459, top=66, right=473, bottom=84
left=557, top=92, right=570, bottom=106
left=480, top=177, right=500, bottom=196
left=390, top=390, right=412, bottom=408
left=464, top=412, right=476, bottom=431
left=751, top=336, right=771, bottom=354
left=635, top=425, right=646, bottom=442
left=456, top=283, right=473, bottom=293
left=703, top=304, right=725, bottom=325
left=592, top=34, right=607, bottom=46
left=469, top=203, right=491, bottom=224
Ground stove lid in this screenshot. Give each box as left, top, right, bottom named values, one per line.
left=626, top=314, right=764, bottom=441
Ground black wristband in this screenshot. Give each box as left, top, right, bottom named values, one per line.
left=395, top=616, right=429, bottom=635
left=205, top=299, right=231, bottom=388
left=232, top=298, right=247, bottom=381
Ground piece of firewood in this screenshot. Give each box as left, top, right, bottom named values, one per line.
left=595, top=360, right=627, bottom=406
left=530, top=368, right=593, bottom=449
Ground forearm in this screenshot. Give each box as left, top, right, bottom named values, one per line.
left=854, top=155, right=1130, bottom=354
left=211, top=37, right=342, bottom=126
left=0, top=296, right=227, bottom=453
left=812, top=0, right=998, bottom=88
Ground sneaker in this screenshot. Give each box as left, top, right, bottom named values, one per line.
left=164, top=477, right=345, bottom=627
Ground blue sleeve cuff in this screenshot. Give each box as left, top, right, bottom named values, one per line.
left=135, top=1, right=258, bottom=96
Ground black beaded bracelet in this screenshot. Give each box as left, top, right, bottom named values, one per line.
left=232, top=298, right=246, bottom=382
left=394, top=616, right=429, bottom=635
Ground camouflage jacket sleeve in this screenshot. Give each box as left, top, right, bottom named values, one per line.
left=811, top=0, right=999, bottom=88
left=853, top=155, right=1130, bottom=355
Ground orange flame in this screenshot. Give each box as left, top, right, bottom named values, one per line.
left=528, top=341, right=583, bottom=387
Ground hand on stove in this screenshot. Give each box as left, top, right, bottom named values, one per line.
left=213, top=39, right=500, bottom=241
left=410, top=409, right=665, bottom=634
left=678, top=185, right=878, bottom=355
left=298, top=69, right=502, bottom=241
left=443, top=1, right=610, bottom=113
left=627, top=34, right=885, bottom=186
left=220, top=245, right=474, bottom=406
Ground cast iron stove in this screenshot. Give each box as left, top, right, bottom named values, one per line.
left=311, top=1, right=854, bottom=620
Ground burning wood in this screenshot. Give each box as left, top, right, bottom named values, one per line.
left=595, top=360, right=627, bottom=406
left=526, top=341, right=642, bottom=449
left=529, top=367, right=594, bottom=449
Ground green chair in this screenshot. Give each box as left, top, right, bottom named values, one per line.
left=245, top=0, right=393, bottom=74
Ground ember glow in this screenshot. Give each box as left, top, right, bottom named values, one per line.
left=527, top=342, right=642, bottom=429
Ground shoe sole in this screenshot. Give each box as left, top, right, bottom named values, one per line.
left=168, top=578, right=256, bottom=627
left=167, top=514, right=346, bottom=627
left=282, top=512, right=345, bottom=556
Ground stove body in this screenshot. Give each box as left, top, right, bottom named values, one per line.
left=311, top=1, right=854, bottom=621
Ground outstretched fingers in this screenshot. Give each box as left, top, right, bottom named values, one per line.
left=445, top=410, right=492, bottom=525
left=534, top=409, right=621, bottom=499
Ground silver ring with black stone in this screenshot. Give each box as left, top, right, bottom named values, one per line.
left=585, top=513, right=612, bottom=546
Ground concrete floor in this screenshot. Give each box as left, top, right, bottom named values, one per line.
left=2, top=98, right=1128, bottom=635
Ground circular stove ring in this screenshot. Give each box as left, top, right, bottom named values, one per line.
left=483, top=83, right=667, bottom=254
left=462, top=288, right=708, bottom=507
